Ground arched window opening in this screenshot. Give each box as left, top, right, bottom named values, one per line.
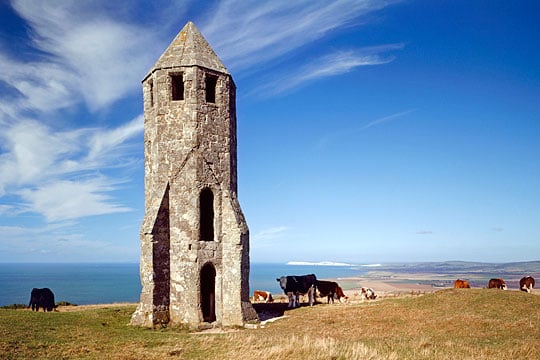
left=200, top=263, right=216, bottom=323
left=199, top=187, right=214, bottom=241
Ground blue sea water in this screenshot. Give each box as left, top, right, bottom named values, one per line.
left=0, top=263, right=141, bottom=306
left=0, top=263, right=366, bottom=307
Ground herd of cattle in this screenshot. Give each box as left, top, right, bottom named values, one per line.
left=253, top=274, right=536, bottom=308
left=253, top=274, right=376, bottom=308
left=454, top=275, right=535, bottom=293
left=25, top=276, right=536, bottom=312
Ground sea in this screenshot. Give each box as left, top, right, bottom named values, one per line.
left=0, top=262, right=368, bottom=307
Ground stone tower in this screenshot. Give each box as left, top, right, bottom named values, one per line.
left=131, top=22, right=258, bottom=328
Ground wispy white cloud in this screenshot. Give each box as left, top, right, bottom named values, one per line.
left=0, top=119, right=85, bottom=194
left=317, top=109, right=415, bottom=149
left=0, top=115, right=142, bottom=220
left=362, top=109, right=415, bottom=130
left=8, top=0, right=162, bottom=112
left=202, top=0, right=400, bottom=71
left=0, top=223, right=137, bottom=262
left=18, top=177, right=131, bottom=222
left=0, top=223, right=76, bottom=255
left=0, top=205, right=13, bottom=215
left=254, top=44, right=403, bottom=96
left=86, top=115, right=144, bottom=162
left=253, top=226, right=289, bottom=242
left=0, top=1, right=150, bottom=222
left=0, top=53, right=79, bottom=115
left=201, top=0, right=403, bottom=94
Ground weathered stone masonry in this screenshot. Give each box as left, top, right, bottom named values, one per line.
left=131, top=22, right=258, bottom=328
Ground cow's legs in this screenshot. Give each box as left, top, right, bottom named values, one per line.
left=287, top=292, right=295, bottom=308
left=307, top=286, right=315, bottom=306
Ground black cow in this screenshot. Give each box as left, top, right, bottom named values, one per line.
left=276, top=274, right=317, bottom=308
left=29, top=288, right=55, bottom=312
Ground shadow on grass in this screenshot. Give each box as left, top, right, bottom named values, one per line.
left=253, top=302, right=317, bottom=322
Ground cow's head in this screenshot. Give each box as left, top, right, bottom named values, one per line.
left=276, top=276, right=287, bottom=291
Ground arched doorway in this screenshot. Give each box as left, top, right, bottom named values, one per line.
left=200, top=263, right=216, bottom=322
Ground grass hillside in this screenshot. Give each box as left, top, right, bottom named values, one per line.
left=1, top=289, right=538, bottom=359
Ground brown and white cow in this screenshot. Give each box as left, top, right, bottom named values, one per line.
left=316, top=280, right=349, bottom=304
left=519, top=276, right=535, bottom=293
left=253, top=290, right=274, bottom=303
left=360, top=287, right=377, bottom=302
left=487, top=278, right=507, bottom=290
left=454, top=279, right=471, bottom=288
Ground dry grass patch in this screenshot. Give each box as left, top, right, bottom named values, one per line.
left=238, top=289, right=539, bottom=359
left=219, top=334, right=397, bottom=360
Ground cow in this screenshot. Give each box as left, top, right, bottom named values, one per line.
left=253, top=290, right=274, bottom=303
left=276, top=274, right=317, bottom=308
left=360, top=287, right=377, bottom=302
left=519, top=276, right=535, bottom=293
left=335, top=285, right=349, bottom=303
left=316, top=280, right=349, bottom=304
left=487, top=278, right=507, bottom=290
left=454, top=279, right=471, bottom=288
left=28, top=288, right=55, bottom=312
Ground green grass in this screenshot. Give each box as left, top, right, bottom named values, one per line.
left=0, top=304, right=27, bottom=310
left=0, top=289, right=538, bottom=359
left=1, top=302, right=77, bottom=310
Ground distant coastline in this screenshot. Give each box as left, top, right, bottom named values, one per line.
left=286, top=261, right=382, bottom=267
left=1, top=261, right=538, bottom=307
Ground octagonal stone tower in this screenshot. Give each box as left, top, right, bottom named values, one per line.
left=131, top=22, right=258, bottom=328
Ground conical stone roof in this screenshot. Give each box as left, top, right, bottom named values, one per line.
left=147, top=21, right=229, bottom=77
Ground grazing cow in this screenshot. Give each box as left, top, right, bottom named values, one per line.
left=454, top=279, right=471, bottom=288
left=28, top=288, right=55, bottom=312
left=253, top=290, right=274, bottom=303
left=316, top=280, right=349, bottom=304
left=276, top=274, right=317, bottom=308
left=487, top=278, right=507, bottom=290
left=360, top=287, right=377, bottom=302
left=335, top=285, right=349, bottom=303
left=519, top=276, right=535, bottom=293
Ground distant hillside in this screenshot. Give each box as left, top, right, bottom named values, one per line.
left=373, top=260, right=540, bottom=275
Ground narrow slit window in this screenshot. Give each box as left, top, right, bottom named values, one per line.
left=199, top=188, right=214, bottom=241
left=148, top=79, right=154, bottom=107
left=171, top=74, right=184, bottom=101
left=205, top=75, right=217, bottom=103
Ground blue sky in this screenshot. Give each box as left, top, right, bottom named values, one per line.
left=0, top=0, right=539, bottom=264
